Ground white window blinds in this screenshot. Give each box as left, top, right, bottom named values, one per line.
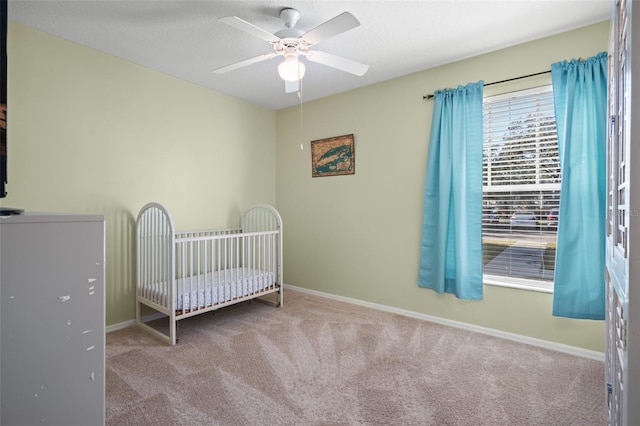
left=482, top=86, right=560, bottom=290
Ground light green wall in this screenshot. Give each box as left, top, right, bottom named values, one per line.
left=5, top=22, right=277, bottom=326
left=276, top=21, right=610, bottom=352
left=5, top=20, right=610, bottom=352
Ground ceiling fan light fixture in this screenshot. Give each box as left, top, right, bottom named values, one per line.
left=278, top=55, right=306, bottom=82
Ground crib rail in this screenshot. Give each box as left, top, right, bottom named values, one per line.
left=174, top=229, right=280, bottom=317
left=136, top=203, right=175, bottom=313
left=242, top=204, right=283, bottom=303
left=243, top=204, right=282, bottom=233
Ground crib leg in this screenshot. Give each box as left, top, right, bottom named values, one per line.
left=170, top=318, right=177, bottom=346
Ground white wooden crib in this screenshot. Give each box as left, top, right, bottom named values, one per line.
left=135, top=202, right=283, bottom=345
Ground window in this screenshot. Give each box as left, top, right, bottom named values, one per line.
left=482, top=86, right=560, bottom=292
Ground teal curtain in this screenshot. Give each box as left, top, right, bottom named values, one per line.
left=551, top=52, right=608, bottom=319
left=419, top=81, right=484, bottom=299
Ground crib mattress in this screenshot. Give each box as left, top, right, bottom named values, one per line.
left=149, top=267, right=275, bottom=311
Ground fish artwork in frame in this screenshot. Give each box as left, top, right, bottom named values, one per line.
left=311, top=134, right=355, bottom=177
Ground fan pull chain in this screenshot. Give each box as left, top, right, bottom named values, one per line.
left=299, top=77, right=304, bottom=151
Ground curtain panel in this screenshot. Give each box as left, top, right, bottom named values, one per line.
left=419, top=81, right=484, bottom=299
left=551, top=52, right=608, bottom=320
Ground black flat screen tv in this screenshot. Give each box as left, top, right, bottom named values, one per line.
left=1, top=0, right=23, bottom=215
left=1, top=0, right=7, bottom=199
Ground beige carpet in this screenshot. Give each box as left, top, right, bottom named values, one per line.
left=106, top=289, right=606, bottom=425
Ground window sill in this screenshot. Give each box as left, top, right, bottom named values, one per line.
left=483, top=274, right=553, bottom=294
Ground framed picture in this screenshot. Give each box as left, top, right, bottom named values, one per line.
left=311, top=134, right=355, bottom=177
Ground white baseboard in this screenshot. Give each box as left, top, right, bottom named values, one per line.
left=106, top=319, right=136, bottom=333
left=106, top=312, right=166, bottom=333
left=284, top=284, right=605, bottom=361
left=106, top=284, right=604, bottom=361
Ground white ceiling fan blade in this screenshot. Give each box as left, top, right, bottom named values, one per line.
left=219, top=16, right=280, bottom=43
left=306, top=50, right=369, bottom=76
left=212, top=53, right=277, bottom=74
left=301, top=12, right=360, bottom=45
left=285, top=80, right=299, bottom=93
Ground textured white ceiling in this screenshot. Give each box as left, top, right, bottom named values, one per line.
left=9, top=0, right=611, bottom=110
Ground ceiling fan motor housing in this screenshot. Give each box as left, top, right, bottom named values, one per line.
left=274, top=8, right=304, bottom=42
left=280, top=8, right=300, bottom=28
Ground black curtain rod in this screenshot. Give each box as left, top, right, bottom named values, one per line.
left=422, top=70, right=551, bottom=100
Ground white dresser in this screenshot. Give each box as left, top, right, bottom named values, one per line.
left=0, top=213, right=105, bottom=425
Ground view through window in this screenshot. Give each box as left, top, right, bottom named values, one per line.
left=482, top=86, right=560, bottom=291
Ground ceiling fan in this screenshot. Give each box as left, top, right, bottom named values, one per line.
left=212, top=8, right=369, bottom=93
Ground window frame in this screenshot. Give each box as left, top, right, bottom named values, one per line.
left=482, top=85, right=559, bottom=293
